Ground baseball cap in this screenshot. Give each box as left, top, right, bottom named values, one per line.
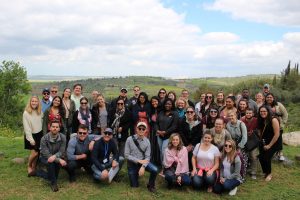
left=264, top=84, right=270, bottom=89
left=120, top=88, right=128, bottom=93
left=104, top=128, right=113, bottom=133
left=42, top=88, right=50, bottom=93
left=137, top=122, right=147, bottom=129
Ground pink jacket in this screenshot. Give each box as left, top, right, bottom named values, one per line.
left=164, top=146, right=189, bottom=175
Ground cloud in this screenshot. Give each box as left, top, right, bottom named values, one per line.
left=205, top=0, right=300, bottom=27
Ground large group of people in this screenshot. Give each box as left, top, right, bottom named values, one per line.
left=23, top=83, right=288, bottom=195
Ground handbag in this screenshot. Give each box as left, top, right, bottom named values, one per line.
left=245, top=130, right=260, bottom=151
left=164, top=162, right=177, bottom=177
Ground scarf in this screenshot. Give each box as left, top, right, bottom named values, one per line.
left=111, top=108, right=125, bottom=135
left=78, top=107, right=91, bottom=131
left=163, top=147, right=189, bottom=175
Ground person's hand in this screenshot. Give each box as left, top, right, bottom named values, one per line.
left=191, top=169, right=197, bottom=177
left=206, top=169, right=214, bottom=176
left=186, top=145, right=193, bottom=152
left=101, top=170, right=109, bottom=180
left=112, top=160, right=118, bottom=169
left=47, top=155, right=56, bottom=163
left=118, top=127, right=122, bottom=133
left=220, top=177, right=225, bottom=184
left=176, top=176, right=182, bottom=186
left=139, top=166, right=145, bottom=177
left=59, top=159, right=67, bottom=167
left=30, top=140, right=36, bottom=146
left=264, top=145, right=271, bottom=151
left=138, top=160, right=149, bottom=165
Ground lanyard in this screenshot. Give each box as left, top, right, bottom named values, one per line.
left=104, top=143, right=109, bottom=158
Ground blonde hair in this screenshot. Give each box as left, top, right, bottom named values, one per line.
left=222, top=139, right=237, bottom=163
left=168, top=133, right=184, bottom=150
left=176, top=97, right=188, bottom=109
left=25, top=95, right=42, bottom=115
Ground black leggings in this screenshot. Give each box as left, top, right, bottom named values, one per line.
left=258, top=146, right=277, bottom=175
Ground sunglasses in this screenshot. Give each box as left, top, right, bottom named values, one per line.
left=78, top=132, right=87, bottom=135
left=186, top=111, right=194, bottom=114
left=51, top=91, right=58, bottom=93
left=224, top=144, right=232, bottom=148
left=210, top=110, right=218, bottom=113
left=104, top=132, right=113, bottom=136
left=159, top=91, right=166, bottom=94
left=81, top=102, right=88, bottom=105
left=206, top=96, right=212, bottom=99
left=138, top=127, right=146, bottom=131
left=43, top=93, right=50, bottom=95
left=117, top=103, right=124, bottom=105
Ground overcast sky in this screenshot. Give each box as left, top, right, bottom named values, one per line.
left=1, top=0, right=299, bottom=78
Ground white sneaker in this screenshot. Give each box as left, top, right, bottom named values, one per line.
left=229, top=187, right=238, bottom=196
left=279, top=155, right=285, bottom=161
left=251, top=174, right=257, bottom=180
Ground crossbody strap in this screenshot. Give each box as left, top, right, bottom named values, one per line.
left=131, top=135, right=145, bottom=159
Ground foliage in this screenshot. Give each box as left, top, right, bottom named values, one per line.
left=0, top=60, right=31, bottom=129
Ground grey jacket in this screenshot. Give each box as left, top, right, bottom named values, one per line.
left=220, top=155, right=242, bottom=183
left=226, top=120, right=247, bottom=149
left=40, top=132, right=66, bottom=163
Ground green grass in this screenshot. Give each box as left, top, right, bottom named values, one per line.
left=1, top=136, right=300, bottom=200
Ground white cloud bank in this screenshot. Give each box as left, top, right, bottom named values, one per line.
left=0, top=0, right=299, bottom=77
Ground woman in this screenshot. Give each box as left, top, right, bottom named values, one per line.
left=109, top=98, right=132, bottom=156
left=167, top=91, right=177, bottom=103
left=163, top=133, right=191, bottom=188
left=149, top=96, right=162, bottom=166
left=73, top=97, right=92, bottom=133
left=91, top=94, right=110, bottom=135
left=216, top=91, right=226, bottom=111
left=210, top=118, right=232, bottom=151
left=23, top=96, right=43, bottom=176
left=195, top=93, right=206, bottom=121
left=265, top=93, right=288, bottom=161
left=255, top=92, right=264, bottom=108
left=191, top=130, right=220, bottom=192
left=175, top=97, right=188, bottom=119
left=220, top=96, right=237, bottom=123
left=213, top=139, right=242, bottom=196
left=43, top=96, right=65, bottom=134
left=131, top=92, right=151, bottom=137
left=257, top=105, right=280, bottom=181
left=157, top=88, right=167, bottom=104
left=237, top=99, right=249, bottom=119
left=62, top=88, right=76, bottom=140
left=200, top=93, right=217, bottom=118
left=156, top=98, right=179, bottom=164
left=202, top=107, right=220, bottom=131
left=179, top=106, right=202, bottom=170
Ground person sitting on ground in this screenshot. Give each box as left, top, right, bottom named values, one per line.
left=66, top=124, right=100, bottom=182
left=124, top=122, right=158, bottom=193
left=213, top=139, right=242, bottom=196
left=163, top=133, right=191, bottom=189
left=210, top=118, right=232, bottom=151
left=91, top=128, right=124, bottom=183
left=38, top=121, right=67, bottom=192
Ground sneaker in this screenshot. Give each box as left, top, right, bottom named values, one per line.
left=251, top=174, right=257, bottom=180
left=50, top=183, right=59, bottom=192
left=279, top=155, right=285, bottom=161
left=229, top=187, right=238, bottom=196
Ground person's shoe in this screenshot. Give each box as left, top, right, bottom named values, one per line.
left=265, top=174, right=272, bottom=182
left=27, top=171, right=36, bottom=177
left=207, top=186, right=213, bottom=193
left=147, top=184, right=156, bottom=193
left=279, top=155, right=285, bottom=161
left=50, top=183, right=59, bottom=192
left=229, top=187, right=238, bottom=196
left=251, top=174, right=257, bottom=180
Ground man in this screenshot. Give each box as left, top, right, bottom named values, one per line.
left=129, top=86, right=141, bottom=107
left=124, top=122, right=158, bottom=192
left=39, top=121, right=67, bottom=192
left=89, top=90, right=99, bottom=108
left=241, top=108, right=258, bottom=180
left=49, top=85, right=59, bottom=102
left=67, top=124, right=100, bottom=182
left=109, top=88, right=131, bottom=112
left=181, top=89, right=195, bottom=107
left=71, top=83, right=84, bottom=110
left=241, top=88, right=258, bottom=115
left=195, top=93, right=206, bottom=120
left=91, top=128, right=124, bottom=183
left=263, top=83, right=270, bottom=97
left=41, top=88, right=51, bottom=113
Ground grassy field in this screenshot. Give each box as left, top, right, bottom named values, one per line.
left=1, top=136, right=300, bottom=200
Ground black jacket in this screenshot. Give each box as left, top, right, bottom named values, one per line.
left=179, top=117, right=202, bottom=146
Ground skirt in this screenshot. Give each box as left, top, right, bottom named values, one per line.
left=24, top=130, right=43, bottom=151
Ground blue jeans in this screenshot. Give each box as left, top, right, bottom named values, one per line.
left=157, top=137, right=169, bottom=163
left=37, top=157, right=61, bottom=185
left=213, top=179, right=241, bottom=194
left=67, top=159, right=92, bottom=179
left=192, top=171, right=217, bottom=190
left=165, top=173, right=191, bottom=187
left=91, top=156, right=124, bottom=180
left=127, top=161, right=158, bottom=187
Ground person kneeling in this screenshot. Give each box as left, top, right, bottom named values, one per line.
left=163, top=133, right=191, bottom=189
left=124, top=122, right=158, bottom=192
left=213, top=139, right=242, bottom=196
left=91, top=128, right=124, bottom=183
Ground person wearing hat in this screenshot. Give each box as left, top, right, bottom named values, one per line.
left=124, top=122, right=158, bottom=192
left=263, top=84, right=270, bottom=97
left=109, top=88, right=131, bottom=113
left=91, top=127, right=124, bottom=183
left=66, top=124, right=101, bottom=182
left=41, top=88, right=51, bottom=113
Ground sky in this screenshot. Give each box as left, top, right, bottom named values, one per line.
left=1, top=0, right=300, bottom=78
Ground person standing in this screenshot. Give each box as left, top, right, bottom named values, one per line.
left=49, top=86, right=59, bottom=102
left=129, top=86, right=141, bottom=107
left=23, top=95, right=43, bottom=177
left=125, top=122, right=158, bottom=192
left=73, top=97, right=92, bottom=133
left=41, top=88, right=51, bottom=113
left=71, top=83, right=84, bottom=111
left=181, top=89, right=195, bottom=107
left=91, top=94, right=110, bottom=135
left=62, top=88, right=76, bottom=141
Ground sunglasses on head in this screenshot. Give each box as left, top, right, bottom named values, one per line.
left=78, top=131, right=87, bottom=135
left=104, top=132, right=113, bottom=136
left=81, top=102, right=88, bottom=105
left=138, top=127, right=146, bottom=131
left=224, top=144, right=232, bottom=148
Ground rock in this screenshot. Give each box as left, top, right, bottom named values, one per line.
left=282, top=132, right=300, bottom=146
left=295, top=155, right=300, bottom=161
left=282, top=157, right=294, bottom=168
left=0, top=152, right=4, bottom=158
left=12, top=158, right=25, bottom=164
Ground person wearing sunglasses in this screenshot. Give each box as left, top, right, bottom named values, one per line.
left=109, top=88, right=131, bottom=113
left=124, top=122, right=158, bottom=193
left=91, top=94, right=110, bottom=135
left=91, top=128, right=124, bottom=183
left=66, top=124, right=100, bottom=182
left=129, top=86, right=141, bottom=107
left=73, top=97, right=92, bottom=133
left=202, top=107, right=220, bottom=132
left=109, top=98, right=132, bottom=157
left=41, top=88, right=51, bottom=113
left=157, top=88, right=167, bottom=104
left=49, top=85, right=59, bottom=102
left=213, top=139, right=242, bottom=196
left=200, top=92, right=217, bottom=118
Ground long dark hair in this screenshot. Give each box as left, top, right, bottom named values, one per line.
left=137, top=92, right=149, bottom=106
left=150, top=96, right=162, bottom=114
left=50, top=96, right=65, bottom=116
left=62, top=87, right=71, bottom=99
left=265, top=93, right=278, bottom=107
left=257, top=105, right=273, bottom=130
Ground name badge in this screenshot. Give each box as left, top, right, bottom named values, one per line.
left=103, top=158, right=108, bottom=164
